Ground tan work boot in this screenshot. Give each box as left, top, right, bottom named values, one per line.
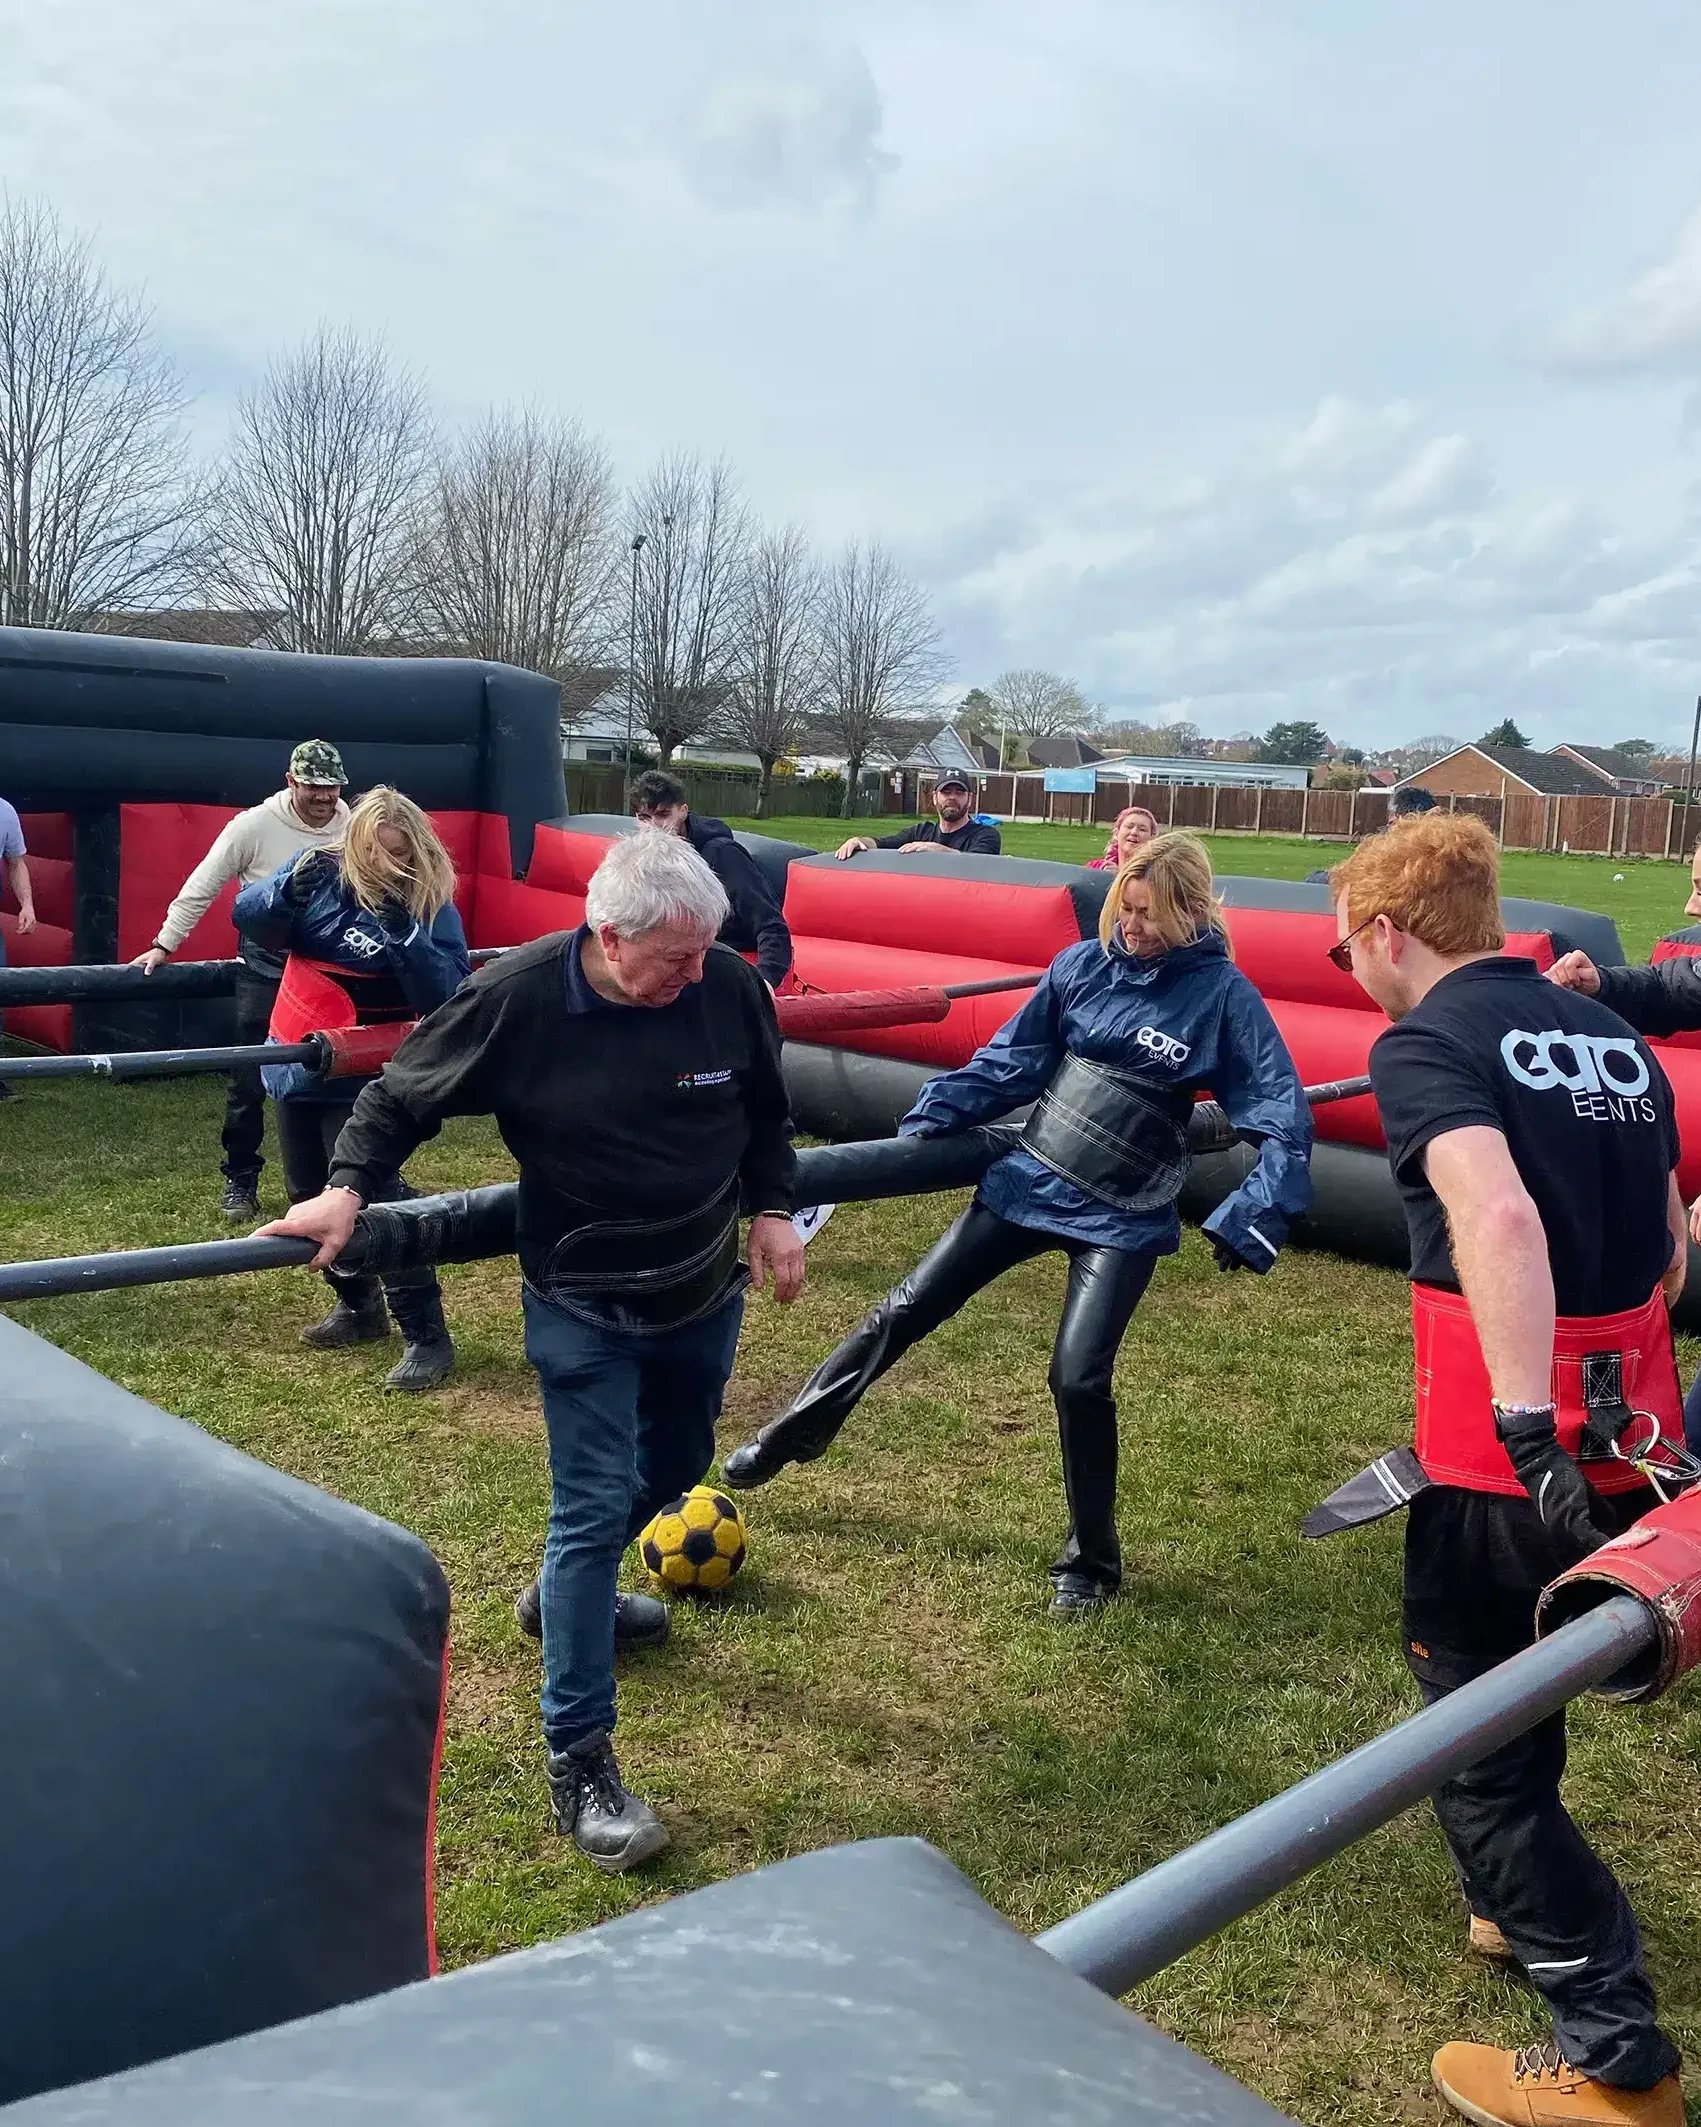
left=1432, top=2040, right=1683, bottom=2127
left=1469, top=1914, right=1516, bottom=1963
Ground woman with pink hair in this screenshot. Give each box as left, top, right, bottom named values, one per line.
left=1087, top=806, right=1159, bottom=870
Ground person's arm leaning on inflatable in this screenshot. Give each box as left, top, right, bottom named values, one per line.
left=896, top=966, right=1068, bottom=1137
left=1196, top=975, right=1314, bottom=1274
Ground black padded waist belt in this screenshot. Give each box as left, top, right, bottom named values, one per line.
left=528, top=1181, right=745, bottom=1335
left=1019, top=1053, right=1192, bottom=1214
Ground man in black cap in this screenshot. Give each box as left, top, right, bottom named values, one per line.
left=835, top=770, right=1002, bottom=859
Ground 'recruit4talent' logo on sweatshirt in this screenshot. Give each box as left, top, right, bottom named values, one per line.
left=676, top=1068, right=733, bottom=1090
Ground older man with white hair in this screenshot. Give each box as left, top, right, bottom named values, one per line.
left=263, top=830, right=802, bottom=1871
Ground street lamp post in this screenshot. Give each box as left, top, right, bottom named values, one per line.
left=622, top=533, right=647, bottom=811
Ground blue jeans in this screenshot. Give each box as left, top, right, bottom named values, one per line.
left=522, top=1285, right=744, bottom=1753
left=1685, top=1366, right=1701, bottom=1455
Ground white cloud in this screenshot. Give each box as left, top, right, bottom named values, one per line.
left=934, top=400, right=1701, bottom=747
left=675, top=45, right=897, bottom=213
left=1549, top=207, right=1701, bottom=372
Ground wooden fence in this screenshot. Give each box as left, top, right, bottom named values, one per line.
left=952, top=774, right=1701, bottom=858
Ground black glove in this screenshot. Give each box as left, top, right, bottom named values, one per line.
left=283, top=850, right=336, bottom=907
left=1211, top=1234, right=1252, bottom=1273
left=1497, top=1409, right=1612, bottom=1566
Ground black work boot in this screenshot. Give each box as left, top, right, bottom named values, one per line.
left=383, top=1289, right=454, bottom=1393
left=514, top=1579, right=670, bottom=1652
left=1049, top=1571, right=1114, bottom=1618
left=302, top=1281, right=391, bottom=1349
left=546, top=1732, right=669, bottom=1871
left=220, top=1176, right=261, bottom=1221
left=722, top=1410, right=840, bottom=1490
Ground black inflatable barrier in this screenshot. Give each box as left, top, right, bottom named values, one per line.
left=0, top=1837, right=1293, bottom=2127
left=0, top=1314, right=449, bottom=2108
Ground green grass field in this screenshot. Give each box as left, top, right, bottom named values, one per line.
left=723, top=815, right=1693, bottom=964
left=4, top=1062, right=1700, bottom=2125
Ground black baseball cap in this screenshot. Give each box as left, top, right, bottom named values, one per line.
left=934, top=771, right=972, bottom=792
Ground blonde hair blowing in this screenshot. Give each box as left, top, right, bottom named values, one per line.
left=333, top=787, right=458, bottom=925
left=1097, top=831, right=1230, bottom=955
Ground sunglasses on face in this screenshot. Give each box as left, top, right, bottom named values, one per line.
left=1327, top=913, right=1379, bottom=973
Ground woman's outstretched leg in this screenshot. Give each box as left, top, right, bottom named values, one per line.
left=723, top=1204, right=1050, bottom=1487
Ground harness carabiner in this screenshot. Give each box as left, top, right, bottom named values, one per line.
left=1608, top=1409, right=1701, bottom=1504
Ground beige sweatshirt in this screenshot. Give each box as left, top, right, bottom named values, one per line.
left=156, top=788, right=350, bottom=952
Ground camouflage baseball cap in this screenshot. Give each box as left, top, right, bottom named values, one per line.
left=288, top=739, right=347, bottom=787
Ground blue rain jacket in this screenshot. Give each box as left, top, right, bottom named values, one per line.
left=232, top=852, right=471, bottom=1101
left=899, top=929, right=1313, bottom=1265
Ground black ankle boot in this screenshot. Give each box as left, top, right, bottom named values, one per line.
left=721, top=1411, right=839, bottom=1490
left=302, top=1288, right=391, bottom=1348
left=384, top=1291, right=455, bottom=1393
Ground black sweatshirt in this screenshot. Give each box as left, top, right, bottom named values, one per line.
left=327, top=932, right=795, bottom=1288
left=1595, top=950, right=1701, bottom=1039
left=683, top=814, right=794, bottom=986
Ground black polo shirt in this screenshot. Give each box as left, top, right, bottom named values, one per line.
left=1368, top=956, right=1679, bottom=1315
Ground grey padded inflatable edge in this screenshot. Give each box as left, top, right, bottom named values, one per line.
left=1, top=1840, right=1294, bottom=2127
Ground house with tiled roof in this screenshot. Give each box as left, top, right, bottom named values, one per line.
left=1397, top=744, right=1619, bottom=799
left=1549, top=744, right=1665, bottom=797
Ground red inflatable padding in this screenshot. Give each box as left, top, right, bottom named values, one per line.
left=472, top=876, right=585, bottom=948
left=1222, top=906, right=1382, bottom=1014
left=118, top=803, right=241, bottom=961
left=1263, top=1001, right=1385, bottom=1147
left=1640, top=1041, right=1701, bottom=1199
left=528, top=826, right=614, bottom=897
left=18, top=811, right=73, bottom=863
left=2, top=846, right=74, bottom=934
left=425, top=810, right=485, bottom=933
left=784, top=863, right=1085, bottom=964
left=0, top=913, right=74, bottom=1052
left=1536, top=1485, right=1701, bottom=1703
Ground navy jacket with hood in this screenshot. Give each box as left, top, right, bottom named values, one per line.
left=682, top=814, right=794, bottom=987
left=232, top=852, right=471, bottom=1102
left=900, top=930, right=1313, bottom=1266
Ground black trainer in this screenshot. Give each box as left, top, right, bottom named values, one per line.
left=546, top=1732, right=669, bottom=1871
left=1050, top=1572, right=1114, bottom=1618
left=514, top=1581, right=671, bottom=1652
left=220, top=1177, right=261, bottom=1221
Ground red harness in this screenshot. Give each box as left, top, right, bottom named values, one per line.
left=1412, top=1281, right=1681, bottom=1497
left=268, top=956, right=413, bottom=1043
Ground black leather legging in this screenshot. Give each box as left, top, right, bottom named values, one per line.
left=767, top=1202, right=1156, bottom=1589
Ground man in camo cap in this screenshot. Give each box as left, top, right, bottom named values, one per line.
left=133, top=741, right=352, bottom=1218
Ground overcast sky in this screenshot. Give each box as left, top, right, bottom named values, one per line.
left=8, top=0, right=1701, bottom=749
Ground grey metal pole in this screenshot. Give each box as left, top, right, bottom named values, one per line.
left=0, top=1038, right=321, bottom=1083
left=0, top=960, right=240, bottom=1007
left=1036, top=1593, right=1655, bottom=1997
left=622, top=532, right=646, bottom=812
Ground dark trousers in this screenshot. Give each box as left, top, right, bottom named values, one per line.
left=771, top=1202, right=1157, bottom=1589
left=221, top=969, right=280, bottom=1184
left=1403, top=1486, right=1679, bottom=2090
left=275, top=1095, right=444, bottom=1340
left=523, top=1285, right=744, bottom=1751
left=1683, top=1367, right=1701, bottom=1455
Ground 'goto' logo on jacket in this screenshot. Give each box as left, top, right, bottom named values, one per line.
left=1135, top=1025, right=1190, bottom=1067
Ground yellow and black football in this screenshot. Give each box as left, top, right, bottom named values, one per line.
left=638, top=1485, right=747, bottom=1593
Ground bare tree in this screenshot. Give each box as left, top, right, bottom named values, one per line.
left=0, top=198, right=195, bottom=629
left=415, top=408, right=619, bottom=700
left=202, top=326, right=432, bottom=654
left=714, top=524, right=823, bottom=817
left=818, top=541, right=944, bottom=817
left=628, top=453, right=749, bottom=760
left=990, top=668, right=1092, bottom=743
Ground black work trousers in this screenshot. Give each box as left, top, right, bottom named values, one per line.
left=275, top=1095, right=444, bottom=1342
left=1403, top=1485, right=1679, bottom=2091
left=771, top=1202, right=1156, bottom=1589
left=221, top=968, right=280, bottom=1184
